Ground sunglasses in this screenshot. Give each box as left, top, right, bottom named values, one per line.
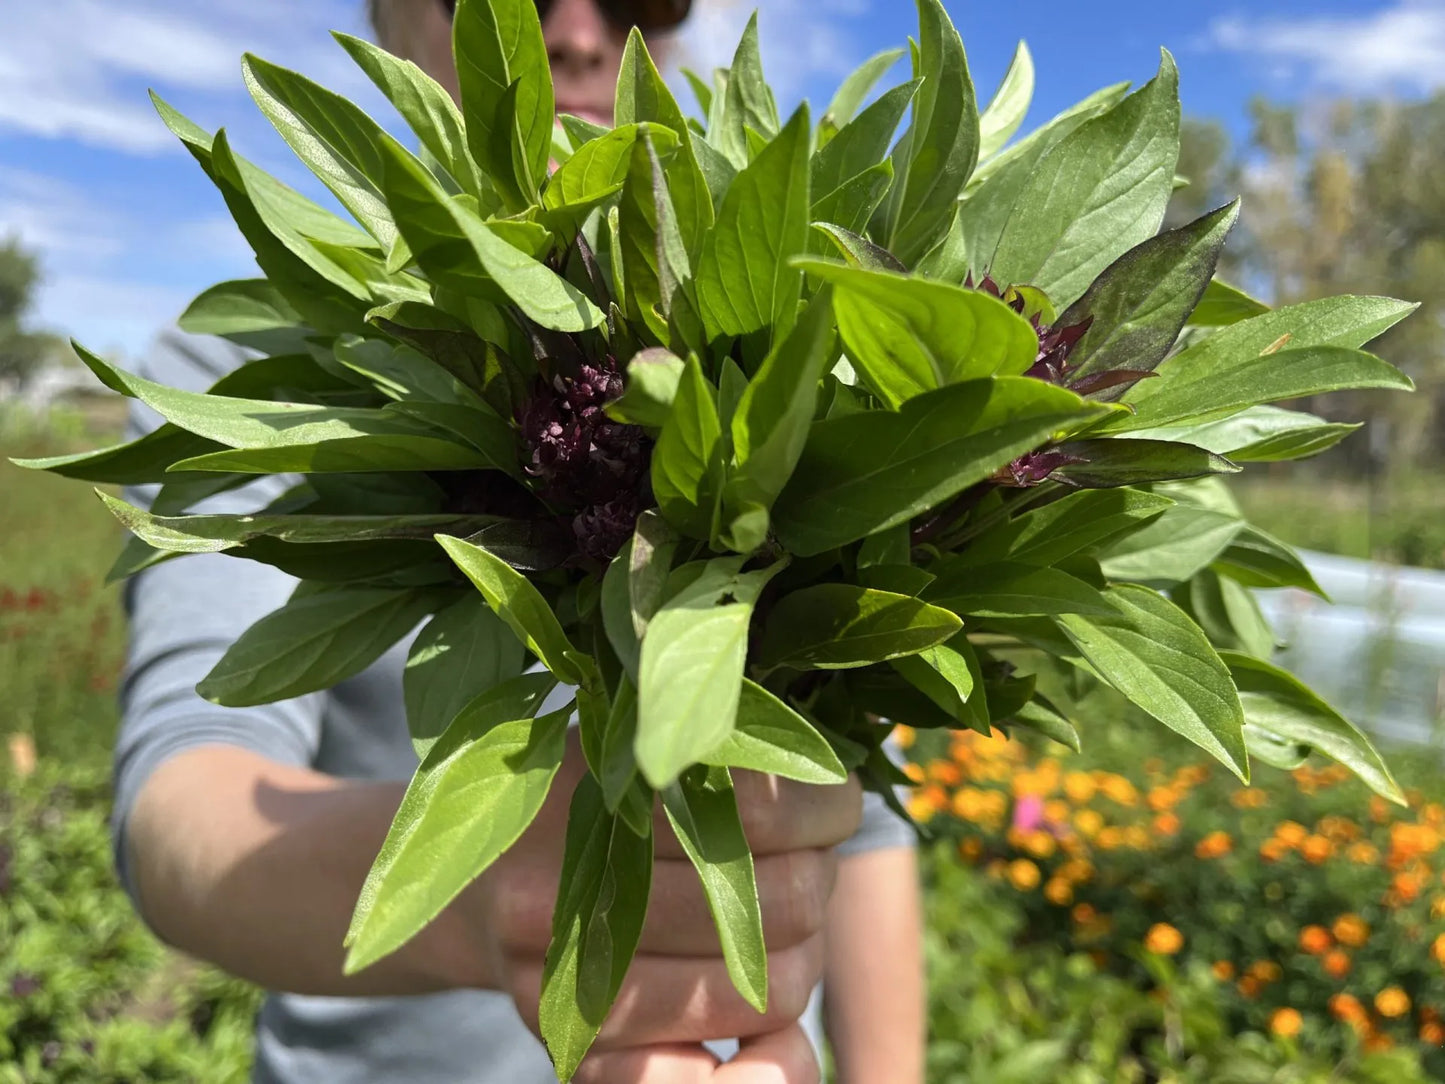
left=441, top=0, right=692, bottom=32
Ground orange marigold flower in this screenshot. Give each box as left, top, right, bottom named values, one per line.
left=1364, top=1031, right=1395, bottom=1052
left=1433, top=933, right=1445, bottom=966
left=1421, top=1022, right=1445, bottom=1046
left=957, top=838, right=984, bottom=862
left=1299, top=925, right=1333, bottom=955
left=1147, top=785, right=1180, bottom=812
left=1195, top=830, right=1233, bottom=859
left=1323, top=949, right=1352, bottom=978
left=1275, top=821, right=1308, bottom=847
left=1318, top=815, right=1361, bottom=843
left=1238, top=976, right=1261, bottom=999
left=1370, top=795, right=1394, bottom=824
left=1231, top=787, right=1269, bottom=809
left=1376, top=987, right=1412, bottom=1018
left=1071, top=902, right=1097, bottom=925
left=903, top=762, right=925, bottom=784
left=1072, top=809, right=1104, bottom=839
left=1064, top=771, right=1097, bottom=804
left=1096, top=826, right=1125, bottom=851
left=906, top=785, right=946, bottom=823
left=1302, top=835, right=1334, bottom=864
left=1022, top=829, right=1057, bottom=860
left=1144, top=923, right=1184, bottom=955
left=1212, top=960, right=1236, bottom=981
left=1333, top=914, right=1370, bottom=948
left=1347, top=841, right=1381, bottom=864
left=1269, top=1007, right=1303, bottom=1038
left=1330, top=993, right=1368, bottom=1024
left=892, top=725, right=916, bottom=750
left=1124, top=825, right=1150, bottom=850
left=1259, top=838, right=1289, bottom=863
left=1044, top=878, right=1073, bottom=906
left=1153, top=812, right=1181, bottom=836
left=1044, top=799, right=1071, bottom=825
left=1249, top=960, right=1283, bottom=983
left=1100, top=775, right=1138, bottom=806
left=1007, top=858, right=1041, bottom=891
left=1392, top=870, right=1425, bottom=904
left=927, top=760, right=962, bottom=787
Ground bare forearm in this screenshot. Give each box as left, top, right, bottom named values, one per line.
left=127, top=746, right=493, bottom=997
left=823, top=846, right=926, bottom=1084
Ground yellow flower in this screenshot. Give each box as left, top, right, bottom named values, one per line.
left=1376, top=987, right=1411, bottom=1018
left=1007, top=858, right=1041, bottom=891
left=1147, top=785, right=1180, bottom=812
left=892, top=725, right=915, bottom=750
left=1100, top=774, right=1138, bottom=807
left=1333, top=914, right=1370, bottom=948
left=1153, top=812, right=1181, bottom=836
left=903, top=762, right=925, bottom=784
left=957, top=838, right=983, bottom=863
left=1432, top=932, right=1445, bottom=966
left=1124, top=826, right=1150, bottom=850
left=1248, top=960, right=1283, bottom=983
left=1022, top=829, right=1057, bottom=860
left=1331, top=993, right=1368, bottom=1028
left=1074, top=809, right=1104, bottom=838
left=1269, top=1007, right=1303, bottom=1038
left=1044, top=799, right=1071, bottom=825
left=906, top=784, right=946, bottom=823
left=1298, top=926, right=1332, bottom=955
left=926, top=760, right=962, bottom=787
left=1144, top=923, right=1183, bottom=955
left=1063, top=771, right=1097, bottom=804
left=1259, top=838, right=1289, bottom=862
left=1195, top=830, right=1233, bottom=859
left=1231, top=788, right=1269, bottom=809
left=1096, top=826, right=1125, bottom=851
left=1346, top=841, right=1380, bottom=864
left=1044, top=878, right=1073, bottom=906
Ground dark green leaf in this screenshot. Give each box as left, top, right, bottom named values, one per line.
left=714, top=13, right=778, bottom=168
left=1212, top=526, right=1325, bottom=596
left=1126, top=406, right=1362, bottom=463
left=774, top=378, right=1105, bottom=555
left=1222, top=652, right=1403, bottom=804
left=1096, top=504, right=1243, bottom=584
left=794, top=260, right=1039, bottom=406
left=197, top=586, right=439, bottom=706
left=178, top=279, right=302, bottom=339
left=812, top=162, right=895, bottom=238
left=1057, top=584, right=1248, bottom=778
left=13, top=424, right=223, bottom=484
left=889, top=638, right=988, bottom=733
left=539, top=775, right=653, bottom=1080
left=404, top=596, right=531, bottom=758
left=756, top=584, right=961, bottom=670
left=925, top=562, right=1118, bottom=618
left=618, top=131, right=692, bottom=342
left=651, top=354, right=722, bottom=540
left=1050, top=439, right=1241, bottom=488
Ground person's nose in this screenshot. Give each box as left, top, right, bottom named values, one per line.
left=543, top=0, right=610, bottom=75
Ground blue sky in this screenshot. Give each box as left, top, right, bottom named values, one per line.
left=3, top=0, right=1443, bottom=359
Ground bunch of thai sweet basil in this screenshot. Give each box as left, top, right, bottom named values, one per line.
left=17, top=0, right=1416, bottom=1075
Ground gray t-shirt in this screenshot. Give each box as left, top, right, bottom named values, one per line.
left=111, top=330, right=915, bottom=1084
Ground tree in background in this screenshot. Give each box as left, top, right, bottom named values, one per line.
left=0, top=235, right=62, bottom=386
left=1172, top=96, right=1445, bottom=474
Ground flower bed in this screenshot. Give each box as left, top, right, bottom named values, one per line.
left=907, top=723, right=1445, bottom=1074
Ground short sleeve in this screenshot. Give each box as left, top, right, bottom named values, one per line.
left=110, top=330, right=327, bottom=908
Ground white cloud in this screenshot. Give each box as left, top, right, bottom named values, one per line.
left=676, top=0, right=879, bottom=110
left=0, top=0, right=372, bottom=154
left=1207, top=0, right=1445, bottom=93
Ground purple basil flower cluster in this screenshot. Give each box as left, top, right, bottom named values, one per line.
left=520, top=357, right=653, bottom=563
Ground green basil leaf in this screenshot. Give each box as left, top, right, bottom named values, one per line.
left=1096, top=504, right=1244, bottom=584
left=543, top=122, right=678, bottom=213
left=651, top=353, right=722, bottom=540
left=714, top=13, right=778, bottom=168
left=695, top=105, right=811, bottom=345
left=1187, top=278, right=1270, bottom=326
left=635, top=559, right=783, bottom=787
left=539, top=775, right=653, bottom=1081
left=926, top=562, right=1118, bottom=618
left=724, top=290, right=837, bottom=518
left=197, top=586, right=439, bottom=706
left=1050, top=439, right=1241, bottom=489
left=437, top=534, right=593, bottom=687
left=242, top=54, right=407, bottom=262
left=662, top=766, right=767, bottom=1012
left=334, top=32, right=486, bottom=199
left=701, top=680, right=847, bottom=784
left=178, top=279, right=302, bottom=339
left=889, top=638, right=988, bottom=734
left=757, top=584, right=961, bottom=671
left=1060, top=200, right=1240, bottom=389
left=809, top=224, right=907, bottom=272
left=1212, top=525, right=1325, bottom=597
left=810, top=79, right=920, bottom=204
left=977, top=42, right=1034, bottom=161
left=1125, top=406, right=1362, bottom=463
left=405, top=595, right=531, bottom=758
left=603, top=348, right=685, bottom=428
left=959, top=80, right=1131, bottom=264
left=812, top=161, right=895, bottom=238
left=1057, top=583, right=1248, bottom=779
left=794, top=260, right=1039, bottom=406
left=963, top=488, right=1174, bottom=568
left=454, top=0, right=553, bottom=207
left=344, top=699, right=570, bottom=973
left=13, top=424, right=223, bottom=484
left=1012, top=697, right=1082, bottom=752
left=1221, top=652, right=1403, bottom=804
left=1173, top=569, right=1276, bottom=660
left=619, top=130, right=692, bottom=342
left=878, top=0, right=979, bottom=265
left=821, top=47, right=905, bottom=131
left=774, top=377, right=1105, bottom=555
left=990, top=54, right=1180, bottom=309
